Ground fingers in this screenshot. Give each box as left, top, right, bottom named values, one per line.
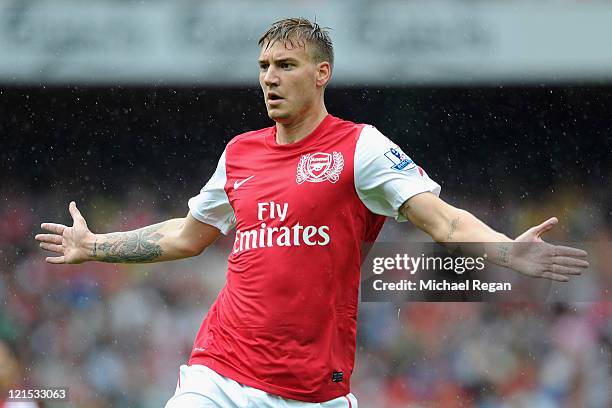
left=45, top=256, right=65, bottom=264
left=538, top=271, right=569, bottom=282
left=553, top=245, right=588, bottom=258
left=35, top=233, right=63, bottom=244
left=69, top=201, right=86, bottom=225
left=551, top=264, right=583, bottom=276
left=533, top=217, right=558, bottom=237
left=37, top=225, right=66, bottom=262
left=552, top=256, right=589, bottom=269
left=544, top=249, right=589, bottom=279
left=40, top=223, right=67, bottom=235
left=39, top=242, right=63, bottom=254
left=540, top=250, right=590, bottom=281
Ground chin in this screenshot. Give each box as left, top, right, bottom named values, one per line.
left=267, top=109, right=291, bottom=123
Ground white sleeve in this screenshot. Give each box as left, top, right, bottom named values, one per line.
left=354, top=125, right=441, bottom=221
left=187, top=149, right=236, bottom=234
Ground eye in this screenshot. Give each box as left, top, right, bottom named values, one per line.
left=259, top=64, right=269, bottom=71
left=280, top=63, right=292, bottom=70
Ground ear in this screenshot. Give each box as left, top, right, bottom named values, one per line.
left=315, top=61, right=332, bottom=87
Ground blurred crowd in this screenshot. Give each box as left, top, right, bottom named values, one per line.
left=0, top=183, right=610, bottom=408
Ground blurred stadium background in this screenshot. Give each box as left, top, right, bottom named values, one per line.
left=1, top=1, right=611, bottom=407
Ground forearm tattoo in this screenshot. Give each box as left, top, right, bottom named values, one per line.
left=96, top=225, right=164, bottom=263
left=446, top=218, right=459, bottom=241
left=496, top=243, right=510, bottom=266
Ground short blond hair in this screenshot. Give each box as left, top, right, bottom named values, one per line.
left=258, top=17, right=334, bottom=69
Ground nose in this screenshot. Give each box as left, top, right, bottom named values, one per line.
left=263, top=66, right=280, bottom=87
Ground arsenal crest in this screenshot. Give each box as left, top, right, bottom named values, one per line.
left=296, top=152, right=344, bottom=184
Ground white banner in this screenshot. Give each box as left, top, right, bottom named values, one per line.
left=1, top=0, right=612, bottom=85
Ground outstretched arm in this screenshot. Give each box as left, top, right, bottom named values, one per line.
left=401, top=192, right=589, bottom=282
left=35, top=201, right=221, bottom=264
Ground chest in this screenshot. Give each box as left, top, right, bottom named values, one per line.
left=225, top=148, right=356, bottom=226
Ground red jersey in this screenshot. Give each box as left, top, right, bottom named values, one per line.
left=187, top=114, right=440, bottom=402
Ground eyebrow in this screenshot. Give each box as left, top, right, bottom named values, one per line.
left=258, top=57, right=299, bottom=65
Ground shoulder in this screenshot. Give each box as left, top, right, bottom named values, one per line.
left=317, top=115, right=372, bottom=149
left=354, top=125, right=411, bottom=167
left=355, top=124, right=392, bottom=147
left=227, top=125, right=274, bottom=148
left=327, top=115, right=368, bottom=134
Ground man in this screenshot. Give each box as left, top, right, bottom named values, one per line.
left=36, top=18, right=588, bottom=407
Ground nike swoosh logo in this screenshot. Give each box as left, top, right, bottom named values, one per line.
left=234, top=175, right=254, bottom=190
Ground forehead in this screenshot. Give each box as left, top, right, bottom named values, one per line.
left=258, top=39, right=313, bottom=61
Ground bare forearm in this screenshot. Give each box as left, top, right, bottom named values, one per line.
left=440, top=209, right=509, bottom=243
left=88, top=218, right=195, bottom=263
left=442, top=209, right=512, bottom=266
left=402, top=196, right=513, bottom=267
left=439, top=209, right=513, bottom=267
left=400, top=193, right=588, bottom=279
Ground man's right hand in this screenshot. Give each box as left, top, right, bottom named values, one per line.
left=35, top=201, right=95, bottom=264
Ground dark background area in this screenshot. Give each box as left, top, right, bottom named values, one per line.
left=2, top=86, right=610, bottom=208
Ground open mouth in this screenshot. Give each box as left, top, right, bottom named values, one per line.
left=267, top=93, right=283, bottom=101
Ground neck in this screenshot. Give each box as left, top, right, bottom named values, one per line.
left=275, top=105, right=328, bottom=145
